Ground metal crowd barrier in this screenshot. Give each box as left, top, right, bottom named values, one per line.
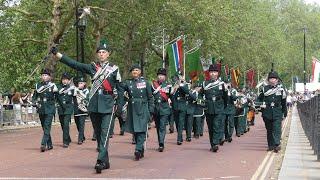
left=297, top=95, right=320, bottom=160
left=0, top=104, right=41, bottom=128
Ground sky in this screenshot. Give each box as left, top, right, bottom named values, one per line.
left=305, top=0, right=320, bottom=5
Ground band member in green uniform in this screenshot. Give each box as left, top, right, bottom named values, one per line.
left=51, top=40, right=121, bottom=173
left=224, top=82, right=238, bottom=142
left=73, top=76, right=89, bottom=145
left=257, top=71, right=287, bottom=152
left=151, top=68, right=171, bottom=152
left=32, top=69, right=58, bottom=152
left=56, top=72, right=74, bottom=148
left=201, top=64, right=228, bottom=152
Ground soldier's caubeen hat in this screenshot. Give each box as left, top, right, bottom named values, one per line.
left=268, top=71, right=279, bottom=79
left=130, top=63, right=141, bottom=72
left=209, top=64, right=220, bottom=72
left=41, top=68, right=52, bottom=76
left=157, top=68, right=167, bottom=76
left=61, top=72, right=72, bottom=80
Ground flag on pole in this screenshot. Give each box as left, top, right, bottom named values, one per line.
left=311, top=57, right=320, bottom=83
left=185, top=48, right=201, bottom=82
left=167, top=38, right=184, bottom=77
left=246, top=69, right=256, bottom=88
left=200, top=57, right=213, bottom=80
left=231, top=67, right=241, bottom=88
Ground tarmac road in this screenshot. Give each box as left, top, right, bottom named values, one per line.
left=0, top=114, right=268, bottom=179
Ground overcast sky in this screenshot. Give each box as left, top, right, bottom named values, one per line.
left=305, top=0, right=320, bottom=5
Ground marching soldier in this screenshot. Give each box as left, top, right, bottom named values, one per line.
left=257, top=71, right=287, bottom=153
left=171, top=72, right=193, bottom=145
left=73, top=76, right=89, bottom=145
left=192, top=81, right=205, bottom=139
left=185, top=80, right=197, bottom=142
left=51, top=40, right=121, bottom=173
left=201, top=64, right=228, bottom=152
left=151, top=68, right=172, bottom=152
left=32, top=69, right=58, bottom=152
left=118, top=64, right=154, bottom=160
left=56, top=72, right=74, bottom=148
left=224, top=82, right=238, bottom=142
left=234, top=89, right=246, bottom=137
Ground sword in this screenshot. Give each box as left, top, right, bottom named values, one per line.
left=103, top=105, right=116, bottom=148
left=144, top=123, right=149, bottom=151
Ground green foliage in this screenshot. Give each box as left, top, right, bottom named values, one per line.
left=0, top=0, right=320, bottom=92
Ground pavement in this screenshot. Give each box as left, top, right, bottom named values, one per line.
left=0, top=114, right=269, bottom=179
left=278, top=106, right=320, bottom=180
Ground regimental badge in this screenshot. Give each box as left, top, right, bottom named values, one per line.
left=136, top=82, right=146, bottom=89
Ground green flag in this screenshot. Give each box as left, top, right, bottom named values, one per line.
left=185, top=48, right=201, bottom=82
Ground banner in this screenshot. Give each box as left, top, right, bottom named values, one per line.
left=311, top=57, right=320, bottom=83
left=167, top=38, right=184, bottom=77
left=185, top=48, right=201, bottom=82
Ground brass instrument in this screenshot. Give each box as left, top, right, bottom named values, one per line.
left=75, top=88, right=89, bottom=112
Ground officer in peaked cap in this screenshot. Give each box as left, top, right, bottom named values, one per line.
left=118, top=63, right=154, bottom=160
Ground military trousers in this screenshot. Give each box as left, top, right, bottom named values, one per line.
left=110, top=114, right=126, bottom=135
left=168, top=112, right=175, bottom=132
left=239, top=115, right=247, bottom=134
left=193, top=116, right=203, bottom=136
left=173, top=110, right=186, bottom=143
left=90, top=112, right=114, bottom=163
left=234, top=116, right=241, bottom=136
left=39, top=114, right=53, bottom=148
left=59, top=114, right=72, bottom=145
left=154, top=114, right=169, bottom=147
left=224, top=114, right=235, bottom=139
left=219, top=114, right=226, bottom=141
left=205, top=113, right=224, bottom=146
left=134, top=132, right=146, bottom=152
left=263, top=117, right=282, bottom=148
left=75, top=115, right=86, bottom=142
left=185, top=113, right=194, bottom=139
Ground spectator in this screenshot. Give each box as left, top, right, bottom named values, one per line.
left=11, top=91, right=24, bottom=125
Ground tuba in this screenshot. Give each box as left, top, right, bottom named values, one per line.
left=75, top=88, right=89, bottom=112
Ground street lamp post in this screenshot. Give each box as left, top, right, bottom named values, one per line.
left=77, top=8, right=87, bottom=77
left=303, top=27, right=307, bottom=92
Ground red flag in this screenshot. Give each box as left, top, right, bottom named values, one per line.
left=246, top=69, right=256, bottom=88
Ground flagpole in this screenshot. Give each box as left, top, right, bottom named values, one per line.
left=164, top=35, right=182, bottom=47
left=162, top=28, right=165, bottom=68
left=183, top=35, right=186, bottom=79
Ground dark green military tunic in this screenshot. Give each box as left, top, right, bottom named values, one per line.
left=224, top=88, right=237, bottom=140
left=257, top=83, right=287, bottom=149
left=151, top=80, right=171, bottom=147
left=118, top=77, right=154, bottom=152
left=234, top=92, right=246, bottom=136
left=56, top=84, right=74, bottom=146
left=201, top=79, right=227, bottom=148
left=171, top=83, right=191, bottom=143
left=185, top=84, right=197, bottom=140
left=193, top=91, right=205, bottom=138
left=32, top=81, right=58, bottom=149
left=73, top=87, right=89, bottom=143
left=60, top=55, right=121, bottom=164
